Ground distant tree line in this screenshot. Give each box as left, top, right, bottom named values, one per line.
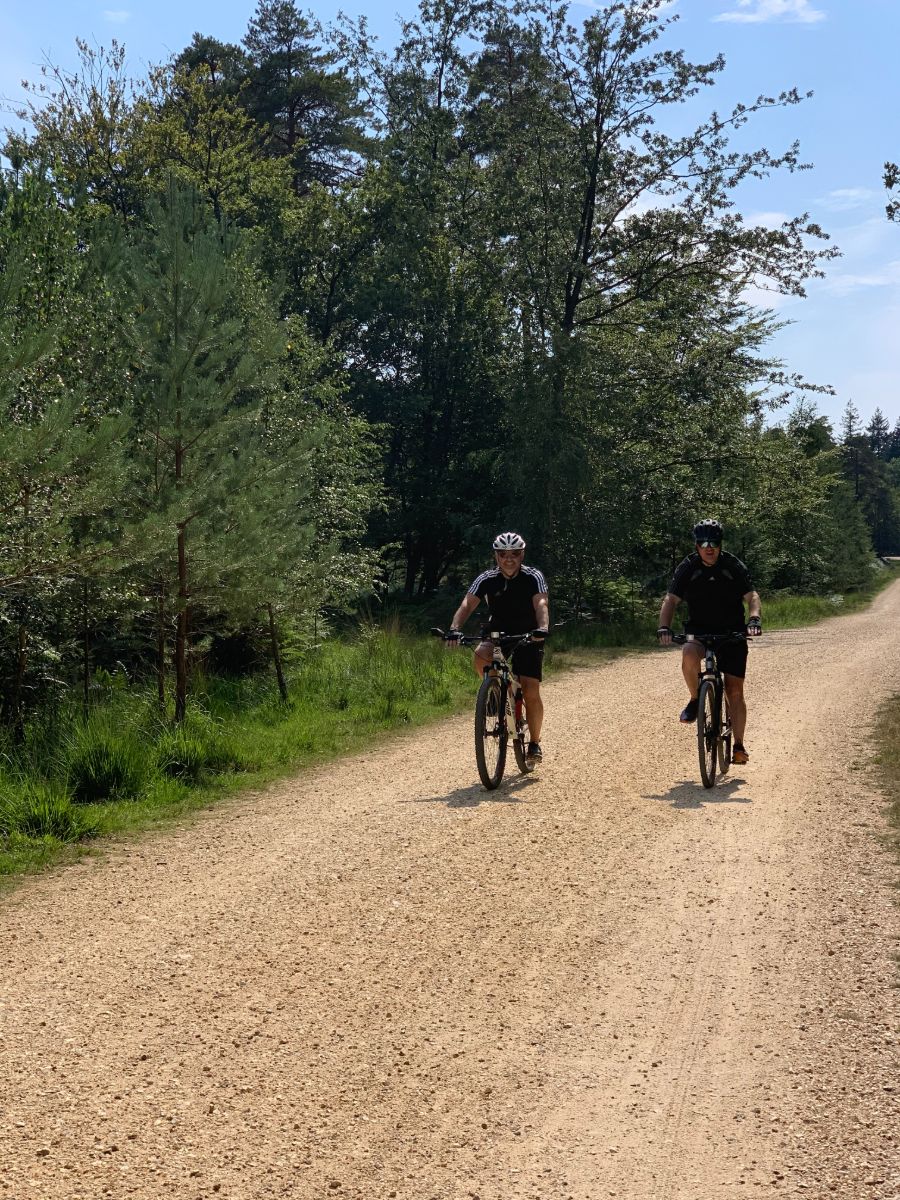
left=0, top=0, right=896, bottom=728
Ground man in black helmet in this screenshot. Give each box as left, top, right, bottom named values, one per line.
left=446, top=531, right=549, bottom=763
left=656, top=519, right=762, bottom=765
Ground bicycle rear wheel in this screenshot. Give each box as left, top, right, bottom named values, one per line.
left=511, top=690, right=534, bottom=774
left=697, top=679, right=718, bottom=788
left=475, top=677, right=507, bottom=789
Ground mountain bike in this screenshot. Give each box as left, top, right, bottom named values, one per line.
left=671, top=633, right=748, bottom=789
left=432, top=627, right=546, bottom=790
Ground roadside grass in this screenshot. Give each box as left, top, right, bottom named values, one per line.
left=1, top=569, right=897, bottom=882
left=764, top=572, right=896, bottom=629
left=0, top=630, right=477, bottom=881
left=871, top=697, right=900, bottom=869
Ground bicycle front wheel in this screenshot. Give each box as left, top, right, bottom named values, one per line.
left=718, top=698, right=732, bottom=775
left=697, top=679, right=718, bottom=789
left=475, top=677, right=507, bottom=789
left=511, top=692, right=534, bottom=775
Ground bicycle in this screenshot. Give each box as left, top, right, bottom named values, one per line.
left=432, top=627, right=546, bottom=790
left=671, top=633, right=748, bottom=789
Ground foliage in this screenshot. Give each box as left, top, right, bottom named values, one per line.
left=886, top=161, right=899, bottom=223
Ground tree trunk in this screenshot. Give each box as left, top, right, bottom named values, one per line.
left=7, top=623, right=28, bottom=742
left=82, top=580, right=91, bottom=718
left=404, top=541, right=421, bottom=597
left=156, top=593, right=167, bottom=710
left=174, top=408, right=188, bottom=724
left=175, top=522, right=188, bottom=723
left=267, top=603, right=289, bottom=703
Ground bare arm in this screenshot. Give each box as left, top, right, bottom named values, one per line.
left=450, top=592, right=481, bottom=631
left=744, top=590, right=761, bottom=621
left=659, top=592, right=680, bottom=628
left=533, top=592, right=549, bottom=630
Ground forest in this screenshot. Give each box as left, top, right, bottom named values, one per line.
left=2, top=0, right=899, bottom=735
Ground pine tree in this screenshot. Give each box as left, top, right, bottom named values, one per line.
left=123, top=179, right=281, bottom=720
left=242, top=0, right=367, bottom=192
left=867, top=407, right=891, bottom=458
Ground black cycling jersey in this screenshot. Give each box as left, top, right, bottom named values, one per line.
left=669, top=551, right=753, bottom=634
left=467, top=565, right=548, bottom=634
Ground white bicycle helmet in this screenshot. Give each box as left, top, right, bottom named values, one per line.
left=492, top=531, right=526, bottom=551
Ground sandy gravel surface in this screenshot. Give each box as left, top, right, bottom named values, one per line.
left=2, top=585, right=899, bottom=1200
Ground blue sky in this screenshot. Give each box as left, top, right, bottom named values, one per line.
left=1, top=0, right=898, bottom=430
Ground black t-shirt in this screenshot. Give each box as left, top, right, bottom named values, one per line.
left=467, top=565, right=548, bottom=634
left=668, top=551, right=753, bottom=634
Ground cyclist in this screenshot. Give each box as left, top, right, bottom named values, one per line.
left=447, top=532, right=549, bottom=763
left=657, top=519, right=762, bottom=765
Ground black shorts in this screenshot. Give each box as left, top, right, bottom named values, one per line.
left=504, top=639, right=544, bottom=682
left=687, top=634, right=748, bottom=679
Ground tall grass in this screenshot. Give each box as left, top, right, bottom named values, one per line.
left=872, top=698, right=900, bottom=867
left=764, top=579, right=893, bottom=629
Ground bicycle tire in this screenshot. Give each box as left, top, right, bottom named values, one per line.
left=511, top=690, right=534, bottom=774
left=697, top=678, right=718, bottom=788
left=718, top=696, right=732, bottom=775
left=475, top=676, right=507, bottom=789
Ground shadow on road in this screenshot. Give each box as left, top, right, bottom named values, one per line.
left=645, top=777, right=752, bottom=808
left=405, top=774, right=539, bottom=808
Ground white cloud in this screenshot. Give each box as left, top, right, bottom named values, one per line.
left=745, top=210, right=792, bottom=229
left=817, top=188, right=880, bottom=212
left=740, top=281, right=802, bottom=312
left=714, top=0, right=826, bottom=24
left=820, top=259, right=900, bottom=297
left=825, top=216, right=894, bottom=261
left=103, top=10, right=131, bottom=22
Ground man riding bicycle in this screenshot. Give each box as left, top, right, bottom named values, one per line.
left=447, top=532, right=549, bottom=763
left=657, top=519, right=762, bottom=765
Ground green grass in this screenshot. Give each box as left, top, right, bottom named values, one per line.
left=0, top=569, right=897, bottom=883
left=871, top=697, right=900, bottom=867
left=764, top=569, right=896, bottom=629
left=0, top=631, right=476, bottom=880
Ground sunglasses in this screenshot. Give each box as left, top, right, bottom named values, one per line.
left=697, top=539, right=722, bottom=549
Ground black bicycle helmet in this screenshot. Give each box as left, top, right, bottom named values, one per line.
left=693, top=518, right=723, bottom=543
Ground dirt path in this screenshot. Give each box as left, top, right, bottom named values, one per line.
left=2, top=585, right=899, bottom=1200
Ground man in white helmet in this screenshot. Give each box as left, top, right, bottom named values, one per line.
left=446, top=532, right=550, bottom=762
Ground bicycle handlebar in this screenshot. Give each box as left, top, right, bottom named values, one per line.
left=669, top=632, right=750, bottom=645
left=431, top=627, right=550, bottom=646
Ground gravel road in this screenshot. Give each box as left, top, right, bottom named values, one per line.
left=2, top=584, right=899, bottom=1200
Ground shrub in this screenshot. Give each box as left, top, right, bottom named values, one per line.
left=0, top=780, right=100, bottom=841
left=66, top=726, right=148, bottom=803
left=156, top=721, right=247, bottom=782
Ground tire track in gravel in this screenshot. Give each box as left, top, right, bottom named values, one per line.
left=1, top=583, right=899, bottom=1200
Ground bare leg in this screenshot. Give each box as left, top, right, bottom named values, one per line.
left=681, top=643, right=703, bottom=698
left=519, top=675, right=543, bottom=742
left=472, top=641, right=494, bottom=678
left=724, top=675, right=747, bottom=744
